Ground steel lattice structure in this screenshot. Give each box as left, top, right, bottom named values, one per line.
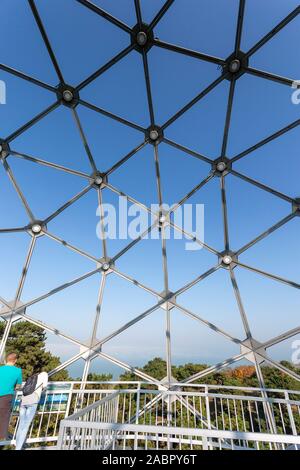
left=0, top=0, right=300, bottom=391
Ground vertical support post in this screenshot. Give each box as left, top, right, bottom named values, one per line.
left=0, top=316, right=13, bottom=360
left=255, top=362, right=277, bottom=435
left=165, top=307, right=172, bottom=387
left=81, top=359, right=91, bottom=388
left=1, top=237, right=36, bottom=362
left=81, top=274, right=106, bottom=389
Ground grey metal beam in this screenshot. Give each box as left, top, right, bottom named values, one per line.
left=28, top=0, right=64, bottom=83
left=162, top=74, right=227, bottom=130
left=10, top=150, right=91, bottom=181
left=231, top=118, right=300, bottom=163
left=163, top=137, right=213, bottom=165
left=6, top=101, right=60, bottom=143
left=79, top=99, right=146, bottom=134
left=76, top=0, right=132, bottom=34
left=106, top=141, right=147, bottom=176
left=246, top=66, right=296, bottom=87
left=170, top=173, right=214, bottom=214
left=0, top=63, right=56, bottom=93
left=234, top=0, right=246, bottom=54
left=220, top=176, right=230, bottom=251
left=153, top=39, right=225, bottom=66
left=44, top=184, right=92, bottom=224
left=45, top=231, right=99, bottom=264
left=77, top=44, right=134, bottom=91
left=221, top=80, right=236, bottom=157
left=236, top=261, right=300, bottom=290
left=134, top=0, right=143, bottom=28
left=142, top=50, right=155, bottom=126
left=2, top=158, right=35, bottom=221
left=236, top=213, right=295, bottom=256
left=149, top=0, right=175, bottom=30
left=71, top=108, right=97, bottom=172
left=246, top=6, right=300, bottom=58
left=230, top=169, right=294, bottom=204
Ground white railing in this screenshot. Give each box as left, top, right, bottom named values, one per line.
left=0, top=381, right=129, bottom=448
left=57, top=392, right=120, bottom=450
left=1, top=381, right=300, bottom=450
left=57, top=386, right=300, bottom=451
left=58, top=421, right=300, bottom=451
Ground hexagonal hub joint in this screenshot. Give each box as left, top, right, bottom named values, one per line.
left=56, top=83, right=79, bottom=108
left=157, top=208, right=170, bottom=228
left=131, top=23, right=154, bottom=53
left=91, top=171, right=107, bottom=189
left=158, top=290, right=176, bottom=311
left=97, top=257, right=114, bottom=274
left=240, top=338, right=266, bottom=365
left=80, top=340, right=100, bottom=361
left=0, top=300, right=26, bottom=322
left=219, top=250, right=238, bottom=269
left=222, top=51, right=248, bottom=81
left=292, top=198, right=300, bottom=216
left=146, top=125, right=164, bottom=145
left=212, top=157, right=232, bottom=176
left=159, top=376, right=179, bottom=399
left=28, top=220, right=47, bottom=237
left=0, top=139, right=10, bottom=160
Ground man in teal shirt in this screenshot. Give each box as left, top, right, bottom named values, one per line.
left=0, top=352, right=22, bottom=440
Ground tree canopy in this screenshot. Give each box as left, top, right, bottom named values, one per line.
left=0, top=321, right=69, bottom=381
left=119, top=357, right=300, bottom=391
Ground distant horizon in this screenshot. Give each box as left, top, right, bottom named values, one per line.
left=66, top=354, right=298, bottom=381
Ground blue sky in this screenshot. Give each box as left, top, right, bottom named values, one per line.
left=0, top=0, right=300, bottom=379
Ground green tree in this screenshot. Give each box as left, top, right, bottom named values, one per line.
left=0, top=321, right=69, bottom=381
left=119, top=357, right=300, bottom=392
left=86, top=373, right=113, bottom=381
left=73, top=372, right=113, bottom=390
left=119, top=357, right=168, bottom=382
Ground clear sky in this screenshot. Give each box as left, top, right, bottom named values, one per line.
left=0, top=0, right=300, bottom=379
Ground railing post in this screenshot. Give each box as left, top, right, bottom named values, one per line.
left=261, top=390, right=277, bottom=435
left=204, top=385, right=211, bottom=450
left=134, top=386, right=141, bottom=450
left=90, top=428, right=96, bottom=450
left=135, top=385, right=141, bottom=425
left=285, top=391, right=297, bottom=436
left=65, top=383, right=74, bottom=418
left=114, top=393, right=120, bottom=424
left=57, top=420, right=66, bottom=450
left=202, top=436, right=208, bottom=450
left=204, top=386, right=211, bottom=427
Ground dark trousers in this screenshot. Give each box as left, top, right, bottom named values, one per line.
left=0, top=394, right=13, bottom=440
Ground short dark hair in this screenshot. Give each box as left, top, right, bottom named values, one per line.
left=6, top=352, right=18, bottom=362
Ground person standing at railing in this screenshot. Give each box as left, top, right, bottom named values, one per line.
left=15, top=370, right=48, bottom=450
left=0, top=352, right=23, bottom=442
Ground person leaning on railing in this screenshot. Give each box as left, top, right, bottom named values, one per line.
left=0, top=352, right=22, bottom=441
left=14, top=370, right=48, bottom=450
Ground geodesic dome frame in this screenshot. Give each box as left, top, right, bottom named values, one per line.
left=0, top=0, right=300, bottom=389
